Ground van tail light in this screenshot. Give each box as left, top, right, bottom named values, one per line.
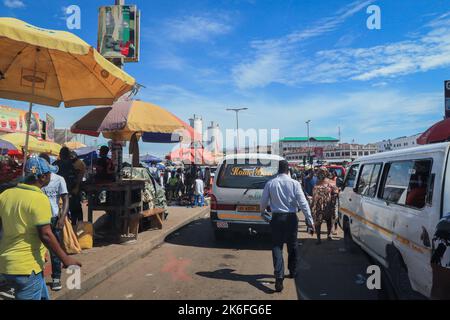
left=210, top=194, right=236, bottom=211
left=210, top=194, right=218, bottom=210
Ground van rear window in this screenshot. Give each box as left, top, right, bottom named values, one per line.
left=217, top=160, right=280, bottom=189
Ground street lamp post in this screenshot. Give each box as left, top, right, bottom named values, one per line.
left=227, top=107, right=248, bottom=153
left=306, top=120, right=311, bottom=164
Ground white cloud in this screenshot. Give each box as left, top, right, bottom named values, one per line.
left=233, top=3, right=450, bottom=89
left=232, top=0, right=375, bottom=89
left=153, top=52, right=186, bottom=71
left=165, top=14, right=232, bottom=43
left=3, top=0, right=25, bottom=9
left=136, top=84, right=441, bottom=146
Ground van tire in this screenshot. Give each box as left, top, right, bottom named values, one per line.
left=343, top=216, right=356, bottom=253
left=386, top=246, right=416, bottom=300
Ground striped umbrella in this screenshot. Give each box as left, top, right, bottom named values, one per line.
left=71, top=100, right=188, bottom=141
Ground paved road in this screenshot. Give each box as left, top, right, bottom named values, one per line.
left=80, top=213, right=386, bottom=300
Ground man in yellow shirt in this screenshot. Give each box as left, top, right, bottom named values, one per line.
left=0, top=157, right=81, bottom=300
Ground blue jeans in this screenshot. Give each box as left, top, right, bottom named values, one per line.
left=50, top=217, right=62, bottom=280
left=194, top=194, right=204, bottom=207
left=2, top=271, right=50, bottom=300
left=270, top=213, right=299, bottom=279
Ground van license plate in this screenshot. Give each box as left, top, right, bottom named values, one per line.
left=216, top=221, right=229, bottom=229
left=237, top=205, right=260, bottom=212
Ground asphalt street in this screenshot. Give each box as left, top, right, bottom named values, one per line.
left=80, top=213, right=386, bottom=300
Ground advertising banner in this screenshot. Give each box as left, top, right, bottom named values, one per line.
left=0, top=105, right=41, bottom=137
left=98, top=5, right=140, bottom=62
left=46, top=114, right=55, bottom=142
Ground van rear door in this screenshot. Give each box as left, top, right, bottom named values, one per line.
left=214, top=158, right=280, bottom=221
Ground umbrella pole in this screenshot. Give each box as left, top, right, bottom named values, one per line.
left=22, top=48, right=39, bottom=176
left=22, top=101, right=33, bottom=176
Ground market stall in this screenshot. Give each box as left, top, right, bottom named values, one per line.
left=71, top=99, right=189, bottom=243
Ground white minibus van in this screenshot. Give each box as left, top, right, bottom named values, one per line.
left=338, top=142, right=450, bottom=299
left=210, top=153, right=284, bottom=240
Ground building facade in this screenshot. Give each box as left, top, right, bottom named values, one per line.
left=279, top=137, right=339, bottom=156
left=375, top=133, right=422, bottom=152
left=284, top=143, right=378, bottom=163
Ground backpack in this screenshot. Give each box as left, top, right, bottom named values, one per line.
left=54, top=159, right=77, bottom=191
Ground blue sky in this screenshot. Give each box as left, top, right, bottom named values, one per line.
left=1, top=0, right=450, bottom=157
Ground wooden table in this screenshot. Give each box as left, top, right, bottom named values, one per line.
left=83, top=180, right=145, bottom=243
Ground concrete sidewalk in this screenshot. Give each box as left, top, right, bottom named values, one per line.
left=49, top=205, right=210, bottom=300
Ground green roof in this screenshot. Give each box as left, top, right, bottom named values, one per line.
left=279, top=137, right=339, bottom=142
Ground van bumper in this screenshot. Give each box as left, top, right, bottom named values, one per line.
left=210, top=211, right=271, bottom=234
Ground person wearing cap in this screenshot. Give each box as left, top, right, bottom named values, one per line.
left=260, top=160, right=315, bottom=293
left=39, top=153, right=69, bottom=291
left=0, top=157, right=81, bottom=300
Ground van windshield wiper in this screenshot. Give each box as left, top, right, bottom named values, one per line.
left=243, top=180, right=267, bottom=195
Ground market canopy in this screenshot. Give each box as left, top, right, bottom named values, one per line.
left=64, top=141, right=86, bottom=149
left=0, top=139, right=16, bottom=151
left=0, top=17, right=136, bottom=107
left=167, top=147, right=216, bottom=165
left=1, top=132, right=61, bottom=156
left=417, top=118, right=450, bottom=145
left=71, top=100, right=188, bottom=141
left=140, top=154, right=162, bottom=163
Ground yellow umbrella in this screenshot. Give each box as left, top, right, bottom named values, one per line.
left=63, top=141, right=86, bottom=149
left=1, top=132, right=61, bottom=156
left=0, top=17, right=135, bottom=171
left=0, top=18, right=135, bottom=107
left=71, top=100, right=188, bottom=141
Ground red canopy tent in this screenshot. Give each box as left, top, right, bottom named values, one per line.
left=417, top=118, right=450, bottom=145
left=167, top=147, right=216, bottom=165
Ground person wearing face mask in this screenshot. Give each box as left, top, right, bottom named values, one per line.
left=311, top=166, right=339, bottom=244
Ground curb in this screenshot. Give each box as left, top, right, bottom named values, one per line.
left=55, top=206, right=210, bottom=300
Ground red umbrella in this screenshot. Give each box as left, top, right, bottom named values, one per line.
left=417, top=118, right=450, bottom=145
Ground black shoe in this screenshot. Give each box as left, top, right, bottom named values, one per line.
left=275, top=278, right=284, bottom=292
left=287, top=272, right=297, bottom=279
left=51, top=278, right=62, bottom=291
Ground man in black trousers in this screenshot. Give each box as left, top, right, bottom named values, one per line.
left=260, top=160, right=315, bottom=292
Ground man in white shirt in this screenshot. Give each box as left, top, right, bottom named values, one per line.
left=39, top=153, right=69, bottom=292
left=260, top=160, right=314, bottom=292
left=193, top=175, right=205, bottom=207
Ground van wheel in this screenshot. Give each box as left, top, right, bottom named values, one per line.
left=343, top=217, right=356, bottom=253
left=386, top=247, right=416, bottom=300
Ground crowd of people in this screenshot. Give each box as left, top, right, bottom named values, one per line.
left=148, top=164, right=212, bottom=208
left=260, top=161, right=344, bottom=292
left=0, top=145, right=123, bottom=299
left=288, top=165, right=342, bottom=244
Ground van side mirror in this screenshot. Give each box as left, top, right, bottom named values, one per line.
left=336, top=178, right=344, bottom=189
left=435, top=216, right=450, bottom=242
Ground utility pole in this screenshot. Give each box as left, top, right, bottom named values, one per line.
left=338, top=126, right=341, bottom=142
left=306, top=120, right=311, bottom=164
left=227, top=107, right=248, bottom=153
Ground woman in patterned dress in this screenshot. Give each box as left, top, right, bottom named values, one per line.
left=311, top=167, right=339, bottom=244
